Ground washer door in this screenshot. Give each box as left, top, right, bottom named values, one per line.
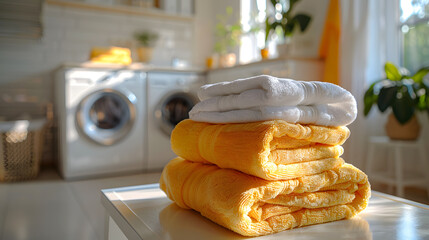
left=155, top=91, right=197, bottom=136
left=76, top=88, right=136, bottom=146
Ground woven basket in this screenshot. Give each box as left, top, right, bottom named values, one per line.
left=0, top=119, right=46, bottom=182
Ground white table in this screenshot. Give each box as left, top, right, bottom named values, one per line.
left=101, top=183, right=429, bottom=240
left=366, top=136, right=429, bottom=198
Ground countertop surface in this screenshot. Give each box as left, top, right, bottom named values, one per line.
left=101, top=183, right=429, bottom=240
left=59, top=62, right=205, bottom=73
left=59, top=57, right=324, bottom=74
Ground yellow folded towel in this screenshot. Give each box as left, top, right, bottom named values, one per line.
left=90, top=47, right=132, bottom=65
left=159, top=203, right=372, bottom=239
left=160, top=157, right=370, bottom=237
left=171, top=119, right=350, bottom=180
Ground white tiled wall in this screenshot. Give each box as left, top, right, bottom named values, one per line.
left=0, top=3, right=194, bottom=119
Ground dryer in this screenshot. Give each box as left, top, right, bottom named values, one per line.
left=56, top=67, right=146, bottom=179
left=146, top=71, right=204, bottom=170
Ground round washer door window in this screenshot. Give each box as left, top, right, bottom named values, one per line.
left=76, top=89, right=136, bottom=146
left=156, top=92, right=197, bottom=136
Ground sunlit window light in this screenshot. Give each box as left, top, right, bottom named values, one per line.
left=240, top=35, right=254, bottom=64
left=116, top=189, right=166, bottom=201
left=240, top=0, right=272, bottom=63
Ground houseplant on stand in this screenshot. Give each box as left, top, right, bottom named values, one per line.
left=134, top=31, right=159, bottom=63
left=265, top=0, right=311, bottom=57
left=214, top=6, right=242, bottom=68
left=364, top=62, right=429, bottom=140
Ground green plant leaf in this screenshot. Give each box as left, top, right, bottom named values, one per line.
left=134, top=31, right=159, bottom=47
left=404, top=82, right=416, bottom=100
left=392, top=89, right=415, bottom=124
left=384, top=62, right=402, bottom=81
left=283, top=22, right=295, bottom=37
left=411, top=67, right=429, bottom=84
left=230, top=24, right=242, bottom=32
left=289, top=0, right=301, bottom=11
left=265, top=17, right=271, bottom=44
left=418, top=94, right=427, bottom=110
left=363, top=89, right=376, bottom=116
left=292, top=14, right=311, bottom=32
left=377, top=86, right=397, bottom=112
left=426, top=89, right=429, bottom=111
left=226, top=6, right=233, bottom=15
left=363, top=80, right=382, bottom=116
left=419, top=85, right=429, bottom=110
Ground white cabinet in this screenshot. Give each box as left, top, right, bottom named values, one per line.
left=206, top=58, right=324, bottom=84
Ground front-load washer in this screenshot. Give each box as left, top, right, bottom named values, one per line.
left=146, top=71, right=204, bottom=170
left=55, top=67, right=146, bottom=179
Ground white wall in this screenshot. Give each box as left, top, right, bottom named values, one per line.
left=0, top=3, right=194, bottom=119
left=289, top=0, right=329, bottom=58
left=193, top=0, right=216, bottom=68
left=193, top=0, right=240, bottom=68
left=0, top=0, right=327, bottom=120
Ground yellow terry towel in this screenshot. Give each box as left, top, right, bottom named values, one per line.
left=171, top=119, right=350, bottom=180
left=160, top=157, right=370, bottom=237
left=89, top=47, right=132, bottom=65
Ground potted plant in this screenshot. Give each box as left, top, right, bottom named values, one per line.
left=364, top=62, right=429, bottom=140
left=264, top=0, right=311, bottom=57
left=214, top=6, right=242, bottom=68
left=134, top=31, right=159, bottom=63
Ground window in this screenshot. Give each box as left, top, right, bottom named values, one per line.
left=240, top=0, right=277, bottom=64
left=400, top=0, right=429, bottom=73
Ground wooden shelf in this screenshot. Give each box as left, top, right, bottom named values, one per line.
left=45, top=0, right=194, bottom=22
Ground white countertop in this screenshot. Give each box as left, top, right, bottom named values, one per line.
left=59, top=57, right=323, bottom=75
left=101, top=184, right=429, bottom=240
left=59, top=62, right=205, bottom=73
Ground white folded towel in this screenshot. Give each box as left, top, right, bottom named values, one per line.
left=189, top=75, right=357, bottom=126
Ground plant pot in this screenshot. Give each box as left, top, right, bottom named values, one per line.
left=385, top=113, right=420, bottom=140
left=206, top=56, right=215, bottom=69
left=137, top=47, right=153, bottom=63
left=219, top=53, right=236, bottom=68
left=260, top=48, right=269, bottom=60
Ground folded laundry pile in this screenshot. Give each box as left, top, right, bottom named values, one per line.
left=89, top=47, right=132, bottom=65
left=160, top=75, right=370, bottom=237
left=189, top=75, right=357, bottom=126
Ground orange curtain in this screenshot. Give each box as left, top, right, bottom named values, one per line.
left=319, top=0, right=341, bottom=85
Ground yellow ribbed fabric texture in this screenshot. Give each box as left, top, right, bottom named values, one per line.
left=171, top=119, right=350, bottom=181
left=160, top=119, right=370, bottom=237
left=160, top=157, right=370, bottom=237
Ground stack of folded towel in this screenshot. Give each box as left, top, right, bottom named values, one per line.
left=89, top=47, right=132, bottom=65
left=160, top=75, right=370, bottom=237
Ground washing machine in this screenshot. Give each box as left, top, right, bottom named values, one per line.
left=146, top=71, right=204, bottom=170
left=56, top=67, right=146, bottom=179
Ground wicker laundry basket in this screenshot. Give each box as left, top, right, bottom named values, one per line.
left=0, top=119, right=46, bottom=182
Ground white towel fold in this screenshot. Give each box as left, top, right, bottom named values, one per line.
left=189, top=75, right=357, bottom=126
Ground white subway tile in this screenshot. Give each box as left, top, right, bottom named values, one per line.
left=42, top=27, right=67, bottom=43
left=42, top=4, right=65, bottom=18
left=0, top=3, right=195, bottom=114
left=76, top=18, right=121, bottom=33
left=43, top=15, right=77, bottom=30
